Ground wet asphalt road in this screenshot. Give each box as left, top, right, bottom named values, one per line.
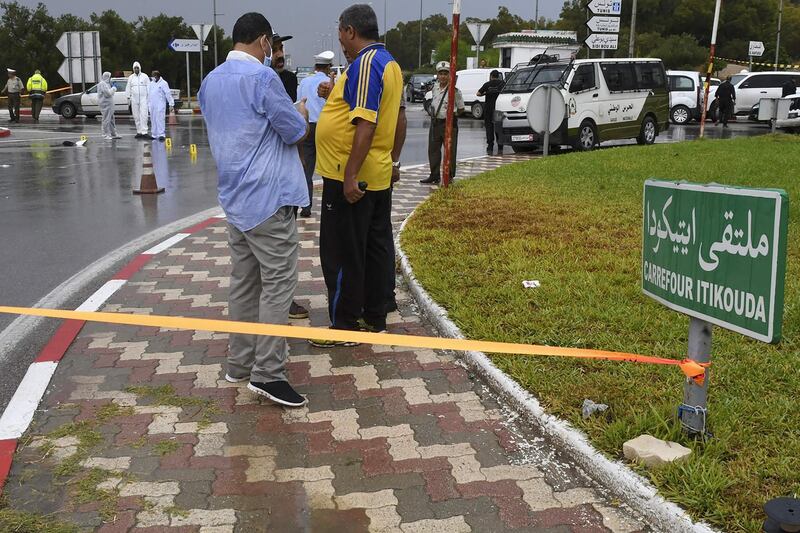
left=0, top=106, right=772, bottom=411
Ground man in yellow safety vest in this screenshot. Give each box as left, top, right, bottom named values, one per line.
left=26, top=70, right=48, bottom=122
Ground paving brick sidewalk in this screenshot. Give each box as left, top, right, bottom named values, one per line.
left=4, top=155, right=651, bottom=532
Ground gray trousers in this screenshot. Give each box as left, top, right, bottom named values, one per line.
left=300, top=123, right=316, bottom=209
left=428, top=119, right=458, bottom=180
left=100, top=104, right=117, bottom=137
left=227, top=206, right=299, bottom=383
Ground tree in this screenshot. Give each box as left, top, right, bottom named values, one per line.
left=89, top=10, right=136, bottom=76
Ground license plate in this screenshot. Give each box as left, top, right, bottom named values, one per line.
left=512, top=134, right=534, bottom=142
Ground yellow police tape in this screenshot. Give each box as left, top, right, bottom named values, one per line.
left=0, top=306, right=708, bottom=383
left=716, top=56, right=800, bottom=69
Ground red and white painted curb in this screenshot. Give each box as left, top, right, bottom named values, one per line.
left=0, top=214, right=225, bottom=492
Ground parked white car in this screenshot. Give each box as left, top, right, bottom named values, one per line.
left=667, top=70, right=703, bottom=124
left=776, top=94, right=800, bottom=131
left=706, top=71, right=800, bottom=117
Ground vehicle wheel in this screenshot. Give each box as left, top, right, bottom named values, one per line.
left=670, top=105, right=691, bottom=125
left=471, top=102, right=484, bottom=120
left=637, top=116, right=657, bottom=145
left=511, top=145, right=535, bottom=153
left=60, top=102, right=77, bottom=119
left=573, top=120, right=597, bottom=151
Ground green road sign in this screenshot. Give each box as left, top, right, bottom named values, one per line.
left=642, top=180, right=789, bottom=343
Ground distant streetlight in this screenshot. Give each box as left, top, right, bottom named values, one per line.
left=775, top=0, right=784, bottom=67
left=418, top=0, right=423, bottom=68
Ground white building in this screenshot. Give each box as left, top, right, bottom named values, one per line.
left=492, top=30, right=581, bottom=68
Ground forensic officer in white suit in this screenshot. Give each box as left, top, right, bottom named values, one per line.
left=148, top=70, right=174, bottom=142
left=126, top=61, right=150, bottom=138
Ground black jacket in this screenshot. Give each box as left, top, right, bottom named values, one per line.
left=716, top=81, right=735, bottom=102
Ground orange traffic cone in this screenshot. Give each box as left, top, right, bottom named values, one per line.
left=168, top=111, right=177, bottom=126
left=133, top=143, right=165, bottom=194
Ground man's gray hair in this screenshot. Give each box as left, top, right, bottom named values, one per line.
left=340, top=4, right=380, bottom=41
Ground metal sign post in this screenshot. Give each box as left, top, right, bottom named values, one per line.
left=681, top=318, right=712, bottom=435
left=749, top=40, right=764, bottom=72
left=186, top=52, right=191, bottom=109
left=170, top=39, right=209, bottom=108
left=585, top=2, right=621, bottom=56
left=441, top=0, right=461, bottom=188
left=642, top=180, right=789, bottom=435
left=466, top=22, right=490, bottom=66
left=56, top=31, right=102, bottom=88
left=526, top=84, right=566, bottom=157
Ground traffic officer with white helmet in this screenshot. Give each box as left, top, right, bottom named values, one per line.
left=421, top=61, right=464, bottom=184
left=295, top=49, right=335, bottom=217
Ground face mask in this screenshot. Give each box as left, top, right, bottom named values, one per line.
left=262, top=38, right=272, bottom=68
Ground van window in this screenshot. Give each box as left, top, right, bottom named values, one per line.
left=634, top=63, right=666, bottom=89
left=669, top=75, right=694, bottom=91
left=569, top=64, right=596, bottom=93
left=740, top=74, right=783, bottom=89
left=600, top=63, right=637, bottom=92
left=502, top=64, right=569, bottom=93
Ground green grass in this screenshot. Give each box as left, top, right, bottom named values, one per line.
left=0, top=508, right=79, bottom=533
left=401, top=135, right=800, bottom=532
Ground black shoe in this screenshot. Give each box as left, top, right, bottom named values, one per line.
left=419, top=175, right=440, bottom=184
left=158, top=136, right=166, bottom=141
left=358, top=319, right=387, bottom=334
left=299, top=207, right=311, bottom=218
left=289, top=301, right=309, bottom=319
left=247, top=381, right=307, bottom=407
left=134, top=133, right=143, bottom=138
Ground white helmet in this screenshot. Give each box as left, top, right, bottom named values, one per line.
left=436, top=61, right=450, bottom=73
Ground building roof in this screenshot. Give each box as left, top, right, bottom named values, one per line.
left=492, top=31, right=579, bottom=47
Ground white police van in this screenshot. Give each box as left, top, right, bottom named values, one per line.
left=493, top=57, right=669, bottom=152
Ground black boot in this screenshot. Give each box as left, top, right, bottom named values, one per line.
left=419, top=175, right=440, bottom=184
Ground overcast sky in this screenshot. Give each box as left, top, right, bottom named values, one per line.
left=21, top=1, right=563, bottom=66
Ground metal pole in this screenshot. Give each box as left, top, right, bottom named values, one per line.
left=699, top=0, right=722, bottom=139
left=542, top=86, right=551, bottom=157
left=67, top=32, right=74, bottom=91
left=213, top=0, right=219, bottom=67
left=79, top=34, right=86, bottom=92
left=199, top=28, right=204, bottom=83
left=679, top=318, right=712, bottom=435
left=384, top=0, right=388, bottom=48
left=628, top=0, right=638, bottom=56
left=442, top=0, right=460, bottom=188
left=749, top=55, right=753, bottom=71
left=476, top=23, right=481, bottom=66
left=418, top=0, right=423, bottom=68
left=775, top=0, right=783, bottom=68
left=186, top=52, right=191, bottom=110
left=535, top=0, right=539, bottom=29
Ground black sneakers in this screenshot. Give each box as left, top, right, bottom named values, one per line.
left=419, top=175, right=440, bottom=184
left=248, top=381, right=307, bottom=407
left=299, top=207, right=311, bottom=218
left=289, top=301, right=309, bottom=319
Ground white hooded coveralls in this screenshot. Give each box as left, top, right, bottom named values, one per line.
left=97, top=72, right=117, bottom=138
left=126, top=61, right=150, bottom=135
left=148, top=77, right=175, bottom=139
